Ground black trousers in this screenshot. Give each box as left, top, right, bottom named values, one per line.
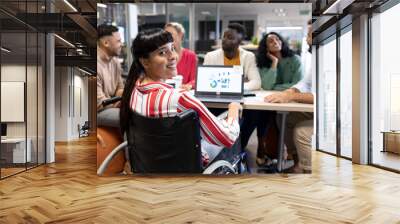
left=240, top=110, right=275, bottom=149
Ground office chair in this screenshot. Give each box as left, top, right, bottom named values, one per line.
left=78, top=121, right=90, bottom=138
left=97, top=96, right=126, bottom=175
left=97, top=127, right=126, bottom=175
left=98, top=109, right=247, bottom=175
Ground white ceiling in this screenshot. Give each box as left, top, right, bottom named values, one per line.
left=195, top=3, right=310, bottom=17
left=137, top=3, right=310, bottom=26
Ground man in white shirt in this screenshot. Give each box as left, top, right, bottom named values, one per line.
left=265, top=21, right=313, bottom=173
left=203, top=23, right=261, bottom=91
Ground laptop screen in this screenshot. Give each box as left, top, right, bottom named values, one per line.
left=196, top=65, right=243, bottom=94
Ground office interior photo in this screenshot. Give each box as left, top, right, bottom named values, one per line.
left=96, top=2, right=312, bottom=175
left=1, top=0, right=400, bottom=223
left=0, top=0, right=97, bottom=179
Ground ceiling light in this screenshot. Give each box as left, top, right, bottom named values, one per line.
left=267, top=26, right=303, bottom=31
left=54, top=34, right=75, bottom=48
left=63, top=0, right=78, bottom=12
left=78, top=67, right=93, bottom=76
left=322, top=0, right=354, bottom=15
left=1, top=47, right=11, bottom=53
left=97, top=3, right=107, bottom=8
left=173, top=3, right=186, bottom=7
left=201, top=11, right=211, bottom=15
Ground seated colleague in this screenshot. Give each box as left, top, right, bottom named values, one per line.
left=119, top=28, right=242, bottom=165
left=203, top=23, right=261, bottom=91
left=165, top=22, right=198, bottom=91
left=258, top=32, right=302, bottom=90
left=265, top=25, right=313, bottom=173
left=97, top=24, right=124, bottom=128
left=240, top=32, right=304, bottom=163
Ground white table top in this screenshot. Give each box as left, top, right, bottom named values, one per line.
left=202, top=90, right=314, bottom=113
left=1, top=138, right=28, bottom=143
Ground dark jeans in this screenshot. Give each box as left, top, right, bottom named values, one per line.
left=209, top=108, right=274, bottom=150
left=240, top=110, right=275, bottom=149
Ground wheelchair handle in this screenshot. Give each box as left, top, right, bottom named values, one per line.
left=102, top=96, right=122, bottom=106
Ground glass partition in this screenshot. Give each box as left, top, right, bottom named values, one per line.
left=339, top=28, right=352, bottom=158
left=38, top=33, right=45, bottom=165
left=0, top=1, right=28, bottom=177
left=27, top=30, right=38, bottom=169
left=317, top=36, right=337, bottom=155
left=370, top=3, right=400, bottom=171
left=168, top=3, right=190, bottom=48
left=0, top=0, right=46, bottom=179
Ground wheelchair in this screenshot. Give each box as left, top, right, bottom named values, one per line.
left=97, top=109, right=248, bottom=175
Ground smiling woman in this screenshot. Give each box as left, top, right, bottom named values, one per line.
left=116, top=28, right=242, bottom=173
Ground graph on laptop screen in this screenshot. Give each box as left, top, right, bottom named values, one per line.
left=197, top=66, right=243, bottom=93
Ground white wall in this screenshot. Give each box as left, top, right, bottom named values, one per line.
left=55, top=66, right=69, bottom=141
left=54, top=67, right=89, bottom=141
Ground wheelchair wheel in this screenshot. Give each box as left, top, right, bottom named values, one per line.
left=238, top=152, right=250, bottom=174
left=238, top=159, right=247, bottom=174
left=203, top=160, right=236, bottom=174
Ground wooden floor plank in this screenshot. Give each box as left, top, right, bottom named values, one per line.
left=0, top=136, right=400, bottom=223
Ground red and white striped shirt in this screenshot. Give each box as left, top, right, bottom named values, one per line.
left=130, top=80, right=239, bottom=148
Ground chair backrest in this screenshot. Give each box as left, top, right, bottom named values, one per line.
left=82, top=121, right=90, bottom=130
left=127, top=109, right=202, bottom=173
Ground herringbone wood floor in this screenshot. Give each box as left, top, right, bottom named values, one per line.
left=1, top=136, right=400, bottom=223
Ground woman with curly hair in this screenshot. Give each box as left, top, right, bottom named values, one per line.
left=241, top=32, right=303, bottom=166
left=256, top=32, right=302, bottom=90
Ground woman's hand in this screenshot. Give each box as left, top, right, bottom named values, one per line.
left=227, top=102, right=242, bottom=124
left=181, top=84, right=192, bottom=91
left=267, top=52, right=279, bottom=69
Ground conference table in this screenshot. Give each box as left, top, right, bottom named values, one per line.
left=1, top=138, right=32, bottom=165
left=203, top=90, right=314, bottom=172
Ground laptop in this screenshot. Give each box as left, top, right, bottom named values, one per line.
left=195, top=65, right=244, bottom=103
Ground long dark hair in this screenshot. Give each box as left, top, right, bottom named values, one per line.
left=256, top=32, right=294, bottom=68
left=120, top=28, right=174, bottom=134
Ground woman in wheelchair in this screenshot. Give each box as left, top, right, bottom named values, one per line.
left=118, top=28, right=244, bottom=173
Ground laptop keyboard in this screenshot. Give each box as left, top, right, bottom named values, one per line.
left=197, top=95, right=243, bottom=103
